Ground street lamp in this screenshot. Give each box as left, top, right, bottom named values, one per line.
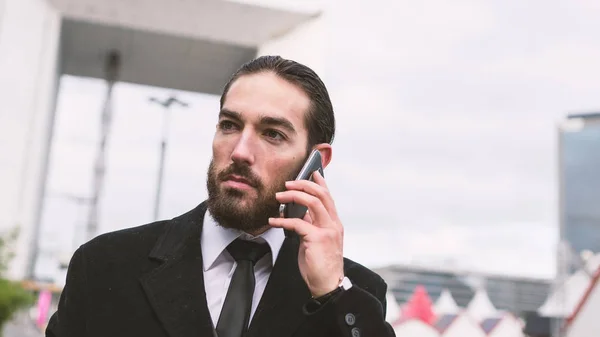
left=148, top=95, right=189, bottom=221
left=40, top=192, right=92, bottom=273
left=53, top=193, right=92, bottom=265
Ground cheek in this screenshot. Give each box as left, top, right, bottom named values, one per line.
left=212, top=138, right=230, bottom=161
left=265, top=157, right=302, bottom=183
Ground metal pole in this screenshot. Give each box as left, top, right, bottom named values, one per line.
left=86, top=50, right=121, bottom=242
left=51, top=193, right=92, bottom=252
left=153, top=140, right=166, bottom=221
left=59, top=194, right=92, bottom=251
left=554, top=123, right=565, bottom=337
left=153, top=107, right=169, bottom=221
left=148, top=96, right=188, bottom=221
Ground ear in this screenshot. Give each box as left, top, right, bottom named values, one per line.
left=313, top=143, right=332, bottom=169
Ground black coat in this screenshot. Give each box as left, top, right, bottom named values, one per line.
left=46, top=201, right=396, bottom=337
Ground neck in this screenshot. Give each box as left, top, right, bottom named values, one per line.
left=244, top=225, right=271, bottom=237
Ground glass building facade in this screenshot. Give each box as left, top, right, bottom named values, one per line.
left=374, top=265, right=551, bottom=316
left=560, top=113, right=600, bottom=258
left=375, top=266, right=475, bottom=307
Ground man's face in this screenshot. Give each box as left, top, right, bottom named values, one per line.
left=207, top=72, right=311, bottom=233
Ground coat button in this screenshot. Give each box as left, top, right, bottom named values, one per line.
left=351, top=327, right=360, bottom=337
left=345, top=313, right=356, bottom=326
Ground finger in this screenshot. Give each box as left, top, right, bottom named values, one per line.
left=312, top=170, right=327, bottom=188
left=268, top=217, right=317, bottom=237
left=303, top=210, right=313, bottom=224
left=311, top=171, right=340, bottom=220
left=285, top=174, right=339, bottom=221
left=275, top=190, right=331, bottom=227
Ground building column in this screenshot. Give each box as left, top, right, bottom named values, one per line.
left=0, top=0, right=62, bottom=280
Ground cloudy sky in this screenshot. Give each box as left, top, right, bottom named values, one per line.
left=36, top=0, right=600, bottom=281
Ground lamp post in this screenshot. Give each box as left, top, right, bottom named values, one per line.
left=148, top=95, right=189, bottom=221
left=52, top=193, right=92, bottom=254
left=86, top=50, right=121, bottom=243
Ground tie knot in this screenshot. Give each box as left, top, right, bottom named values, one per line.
left=226, top=238, right=270, bottom=265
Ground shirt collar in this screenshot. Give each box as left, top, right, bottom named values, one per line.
left=201, top=209, right=286, bottom=272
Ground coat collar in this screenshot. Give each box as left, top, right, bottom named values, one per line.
left=140, top=201, right=217, bottom=337
left=140, top=201, right=312, bottom=337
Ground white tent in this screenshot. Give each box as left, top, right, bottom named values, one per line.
left=441, top=312, right=486, bottom=337
left=538, top=269, right=591, bottom=317
left=466, top=288, right=498, bottom=322
left=482, top=314, right=524, bottom=337
left=538, top=253, right=600, bottom=317
left=566, top=267, right=600, bottom=337
left=385, top=291, right=402, bottom=324
left=434, top=289, right=459, bottom=315
left=394, top=319, right=440, bottom=337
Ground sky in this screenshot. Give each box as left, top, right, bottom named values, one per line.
left=35, top=0, right=600, bottom=281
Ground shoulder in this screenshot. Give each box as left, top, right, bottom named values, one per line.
left=79, top=202, right=207, bottom=260
left=84, top=220, right=169, bottom=250
left=79, top=220, right=169, bottom=261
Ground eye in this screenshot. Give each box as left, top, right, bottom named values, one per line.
left=218, top=120, right=238, bottom=132
left=264, top=129, right=285, bottom=141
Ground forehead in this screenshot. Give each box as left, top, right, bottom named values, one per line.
left=222, top=72, right=310, bottom=129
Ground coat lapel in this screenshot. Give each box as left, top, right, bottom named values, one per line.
left=139, top=201, right=312, bottom=337
left=139, top=202, right=217, bottom=337
left=246, top=230, right=312, bottom=337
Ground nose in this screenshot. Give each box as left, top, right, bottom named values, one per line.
left=230, top=132, right=255, bottom=166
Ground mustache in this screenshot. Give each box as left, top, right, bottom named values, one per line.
left=217, top=162, right=262, bottom=188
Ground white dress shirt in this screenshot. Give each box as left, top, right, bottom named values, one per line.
left=201, top=210, right=286, bottom=328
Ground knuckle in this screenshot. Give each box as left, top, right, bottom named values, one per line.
left=324, top=229, right=337, bottom=240
left=317, top=185, right=329, bottom=198
left=308, top=196, right=321, bottom=208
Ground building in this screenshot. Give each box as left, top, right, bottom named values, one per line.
left=485, top=274, right=552, bottom=316
left=374, top=264, right=551, bottom=317
left=0, top=0, right=325, bottom=281
left=375, top=265, right=476, bottom=308
left=558, top=113, right=600, bottom=262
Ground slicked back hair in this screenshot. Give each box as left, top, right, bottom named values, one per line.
left=219, top=55, right=335, bottom=151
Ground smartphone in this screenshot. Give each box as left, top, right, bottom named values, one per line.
left=278, top=149, right=324, bottom=219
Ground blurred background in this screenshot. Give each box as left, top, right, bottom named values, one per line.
left=1, top=0, right=600, bottom=336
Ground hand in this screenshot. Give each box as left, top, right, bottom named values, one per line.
left=268, top=171, right=344, bottom=297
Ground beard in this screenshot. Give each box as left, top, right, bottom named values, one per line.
left=206, top=158, right=304, bottom=233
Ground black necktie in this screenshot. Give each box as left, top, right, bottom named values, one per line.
left=216, top=238, right=270, bottom=337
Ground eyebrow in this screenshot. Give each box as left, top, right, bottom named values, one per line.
left=219, top=108, right=297, bottom=135
left=219, top=108, right=242, bottom=121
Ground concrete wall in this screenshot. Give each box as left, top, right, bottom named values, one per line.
left=0, top=0, right=62, bottom=280
left=0, top=0, right=7, bottom=28
left=256, top=13, right=329, bottom=82
left=49, top=0, right=316, bottom=48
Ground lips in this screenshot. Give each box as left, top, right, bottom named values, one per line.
left=223, top=174, right=254, bottom=187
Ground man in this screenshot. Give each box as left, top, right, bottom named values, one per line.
left=46, top=56, right=395, bottom=337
